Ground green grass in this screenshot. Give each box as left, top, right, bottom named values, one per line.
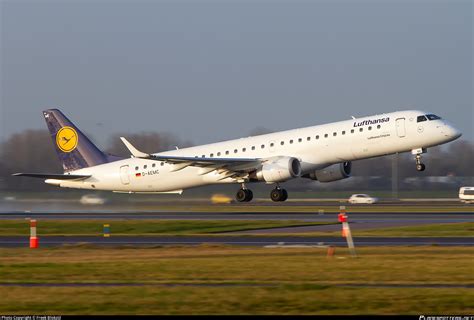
left=0, top=220, right=334, bottom=236
left=0, top=246, right=473, bottom=314
left=352, top=222, right=474, bottom=237
left=247, top=222, right=474, bottom=237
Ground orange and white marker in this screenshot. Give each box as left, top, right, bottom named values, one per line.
left=339, top=206, right=356, bottom=257
left=30, top=219, right=39, bottom=249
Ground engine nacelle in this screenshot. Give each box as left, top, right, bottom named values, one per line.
left=251, top=157, right=302, bottom=183
left=303, top=162, right=351, bottom=182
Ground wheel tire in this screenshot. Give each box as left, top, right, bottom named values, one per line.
left=280, top=189, right=288, bottom=202
left=416, top=163, right=426, bottom=171
left=270, top=189, right=282, bottom=202
left=245, top=189, right=253, bottom=202
left=236, top=189, right=247, bottom=202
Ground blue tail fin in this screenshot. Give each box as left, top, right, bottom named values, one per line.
left=43, top=109, right=109, bottom=172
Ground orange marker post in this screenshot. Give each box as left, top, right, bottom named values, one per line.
left=29, top=219, right=39, bottom=249
left=339, top=206, right=356, bottom=257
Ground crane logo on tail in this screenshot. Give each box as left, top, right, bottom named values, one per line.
left=56, top=126, right=78, bottom=152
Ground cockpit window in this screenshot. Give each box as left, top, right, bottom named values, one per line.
left=417, top=115, right=427, bottom=122
left=426, top=114, right=441, bottom=120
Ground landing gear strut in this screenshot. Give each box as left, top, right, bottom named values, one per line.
left=270, top=187, right=288, bottom=202
left=412, top=148, right=427, bottom=172
left=236, top=185, right=253, bottom=202
left=415, top=155, right=425, bottom=172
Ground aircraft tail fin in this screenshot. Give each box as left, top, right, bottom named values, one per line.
left=42, top=109, right=110, bottom=172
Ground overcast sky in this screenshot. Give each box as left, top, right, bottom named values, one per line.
left=1, top=0, right=472, bottom=149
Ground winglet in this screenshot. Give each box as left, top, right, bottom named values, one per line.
left=120, top=137, right=151, bottom=158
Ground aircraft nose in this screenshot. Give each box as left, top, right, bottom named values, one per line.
left=446, top=124, right=462, bottom=140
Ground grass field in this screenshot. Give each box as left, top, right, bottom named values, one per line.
left=1, top=246, right=473, bottom=314
left=0, top=220, right=335, bottom=236
left=252, top=222, right=474, bottom=237
left=0, top=220, right=473, bottom=237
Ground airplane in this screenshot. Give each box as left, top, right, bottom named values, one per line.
left=14, top=109, right=461, bottom=202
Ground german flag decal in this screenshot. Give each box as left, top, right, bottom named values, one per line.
left=135, top=173, right=142, bottom=177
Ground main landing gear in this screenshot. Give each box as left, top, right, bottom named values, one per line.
left=235, top=184, right=289, bottom=202
left=236, top=185, right=253, bottom=202
left=412, top=148, right=427, bottom=172
left=270, top=186, right=288, bottom=202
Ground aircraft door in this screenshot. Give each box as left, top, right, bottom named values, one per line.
left=120, top=165, right=130, bottom=185
left=396, top=118, right=406, bottom=138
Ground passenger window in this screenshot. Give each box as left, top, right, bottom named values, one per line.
left=160, top=162, right=164, bottom=166
left=342, top=131, right=345, bottom=135
left=201, top=155, right=205, bottom=158
left=377, top=125, right=381, bottom=129
left=324, top=134, right=328, bottom=138
left=368, top=126, right=372, bottom=130
left=261, top=144, right=265, bottom=149
left=152, top=163, right=156, bottom=168
left=307, top=137, right=311, bottom=141
left=417, top=115, right=427, bottom=122
left=242, top=148, right=246, bottom=152
left=298, top=138, right=302, bottom=142
left=217, top=152, right=221, bottom=156
left=280, top=141, right=284, bottom=145
left=333, top=132, right=337, bottom=137
left=135, top=166, right=139, bottom=171
left=144, top=165, right=147, bottom=169
left=359, top=128, right=363, bottom=132
left=270, top=142, right=274, bottom=147
left=290, top=140, right=293, bottom=144
left=316, top=135, right=319, bottom=139
left=351, top=129, right=354, bottom=133
left=226, top=151, right=229, bottom=155
left=210, top=153, right=214, bottom=157
left=234, top=149, right=238, bottom=153
left=251, top=146, right=255, bottom=150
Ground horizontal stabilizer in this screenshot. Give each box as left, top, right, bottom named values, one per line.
left=12, top=173, right=91, bottom=180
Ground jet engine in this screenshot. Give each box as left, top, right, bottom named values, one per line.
left=250, top=157, right=301, bottom=183
left=302, top=162, right=351, bottom=182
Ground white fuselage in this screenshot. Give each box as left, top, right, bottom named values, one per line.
left=46, top=110, right=461, bottom=193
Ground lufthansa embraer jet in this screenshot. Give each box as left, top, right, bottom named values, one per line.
left=14, top=109, right=461, bottom=202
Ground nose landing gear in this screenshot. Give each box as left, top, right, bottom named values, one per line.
left=412, top=148, right=427, bottom=172
left=415, top=155, right=425, bottom=172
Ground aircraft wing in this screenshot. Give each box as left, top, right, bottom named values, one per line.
left=120, top=137, right=264, bottom=179
left=12, top=173, right=91, bottom=180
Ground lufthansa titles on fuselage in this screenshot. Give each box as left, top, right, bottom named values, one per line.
left=353, top=117, right=390, bottom=127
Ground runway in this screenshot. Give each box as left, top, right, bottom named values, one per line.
left=1, top=235, right=472, bottom=247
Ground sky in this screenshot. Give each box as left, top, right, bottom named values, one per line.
left=1, top=0, right=472, bottom=150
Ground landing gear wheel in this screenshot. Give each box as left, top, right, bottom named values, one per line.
left=270, top=188, right=288, bottom=202
left=415, top=154, right=426, bottom=172
left=244, top=189, right=253, bottom=202
left=236, top=188, right=253, bottom=202
left=416, top=163, right=425, bottom=172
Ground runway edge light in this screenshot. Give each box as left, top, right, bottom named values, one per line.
left=29, top=219, right=39, bottom=249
